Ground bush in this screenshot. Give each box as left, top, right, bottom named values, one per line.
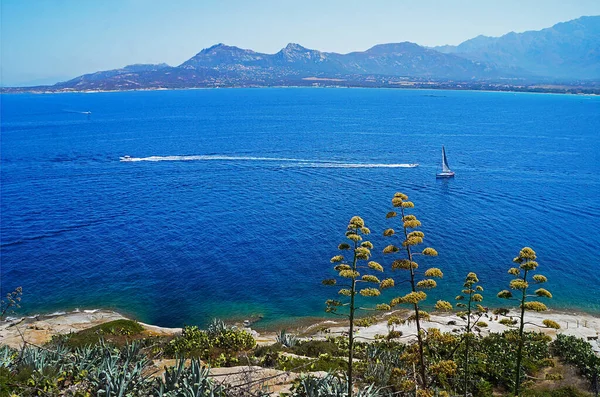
left=166, top=325, right=255, bottom=366
left=290, top=339, right=345, bottom=358
left=551, top=334, right=600, bottom=386
left=521, top=386, right=592, bottom=397
left=52, top=319, right=145, bottom=348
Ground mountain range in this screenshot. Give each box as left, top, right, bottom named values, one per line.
left=6, top=16, right=599, bottom=93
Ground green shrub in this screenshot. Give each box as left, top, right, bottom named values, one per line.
left=290, top=339, right=345, bottom=358
left=166, top=325, right=255, bottom=366
left=521, top=386, right=592, bottom=397
left=551, top=334, right=600, bottom=386
left=52, top=319, right=144, bottom=348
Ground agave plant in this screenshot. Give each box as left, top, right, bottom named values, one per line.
left=89, top=341, right=153, bottom=396
left=155, top=358, right=225, bottom=397
left=207, top=318, right=228, bottom=337
left=0, top=345, right=16, bottom=368
left=276, top=330, right=298, bottom=348
left=292, top=373, right=380, bottom=397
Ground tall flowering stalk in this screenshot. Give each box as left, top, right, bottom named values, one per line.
left=382, top=192, right=450, bottom=391
left=497, top=247, right=559, bottom=396
left=323, top=216, right=393, bottom=397
left=455, top=272, right=486, bottom=397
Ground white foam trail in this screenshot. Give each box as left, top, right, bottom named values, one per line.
left=288, top=163, right=419, bottom=168
left=121, top=155, right=336, bottom=163
left=120, top=155, right=418, bottom=168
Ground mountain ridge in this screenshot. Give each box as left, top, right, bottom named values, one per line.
left=4, top=16, right=599, bottom=93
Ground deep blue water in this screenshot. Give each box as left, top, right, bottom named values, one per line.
left=1, top=88, right=599, bottom=328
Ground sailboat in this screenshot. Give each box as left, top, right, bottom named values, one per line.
left=436, top=146, right=455, bottom=178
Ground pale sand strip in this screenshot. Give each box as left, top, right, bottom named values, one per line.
left=1, top=309, right=598, bottom=354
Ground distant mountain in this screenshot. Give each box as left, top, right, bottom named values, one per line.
left=435, top=16, right=600, bottom=80
left=4, top=16, right=599, bottom=93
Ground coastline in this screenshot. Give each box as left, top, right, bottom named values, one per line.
left=2, top=307, right=599, bottom=352
left=2, top=85, right=599, bottom=96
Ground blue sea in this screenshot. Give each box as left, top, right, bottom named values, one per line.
left=1, top=88, right=599, bottom=329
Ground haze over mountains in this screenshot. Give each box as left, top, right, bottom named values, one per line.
left=6, top=16, right=599, bottom=92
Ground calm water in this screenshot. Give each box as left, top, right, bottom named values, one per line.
left=1, top=88, right=599, bottom=328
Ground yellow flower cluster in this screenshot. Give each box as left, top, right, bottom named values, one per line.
left=523, top=301, right=548, bottom=312
left=435, top=300, right=453, bottom=311
left=379, top=278, right=395, bottom=289
left=339, top=269, right=360, bottom=279
left=403, top=219, right=422, bottom=229
left=383, top=228, right=395, bottom=236
left=510, top=279, right=529, bottom=290
left=392, top=259, right=417, bottom=270
left=359, top=288, right=381, bottom=297
left=543, top=319, right=560, bottom=329
left=361, top=275, right=380, bottom=283
left=383, top=244, right=399, bottom=254
left=424, top=268, right=443, bottom=278
left=535, top=288, right=552, bottom=298
left=422, top=247, right=438, bottom=256
left=348, top=216, right=365, bottom=228
left=416, top=279, right=437, bottom=289
left=520, top=260, right=539, bottom=271
left=508, top=267, right=520, bottom=276
left=533, top=274, right=548, bottom=283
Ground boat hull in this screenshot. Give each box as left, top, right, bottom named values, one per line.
left=436, top=172, right=455, bottom=178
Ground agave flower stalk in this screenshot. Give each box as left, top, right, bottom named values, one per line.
left=497, top=247, right=559, bottom=396
left=383, top=192, right=450, bottom=390
left=454, top=272, right=486, bottom=397
left=323, top=216, right=392, bottom=397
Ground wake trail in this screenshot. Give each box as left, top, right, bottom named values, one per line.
left=119, top=155, right=418, bottom=168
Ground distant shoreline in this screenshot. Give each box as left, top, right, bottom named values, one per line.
left=2, top=84, right=599, bottom=96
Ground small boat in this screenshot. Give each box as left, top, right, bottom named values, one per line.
left=436, top=146, right=455, bottom=178
left=120, top=155, right=133, bottom=161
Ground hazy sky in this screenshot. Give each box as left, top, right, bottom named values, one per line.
left=2, top=0, right=600, bottom=86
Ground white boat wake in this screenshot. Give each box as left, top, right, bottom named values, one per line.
left=119, top=155, right=418, bottom=168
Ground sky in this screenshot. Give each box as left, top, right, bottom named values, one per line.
left=2, top=0, right=600, bottom=86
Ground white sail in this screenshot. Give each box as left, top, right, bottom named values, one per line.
left=441, top=146, right=451, bottom=173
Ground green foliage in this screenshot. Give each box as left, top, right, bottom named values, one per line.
left=521, top=386, right=592, bottom=397
left=166, top=325, right=255, bottom=366
left=276, top=353, right=347, bottom=373
left=55, top=319, right=145, bottom=348
left=289, top=339, right=346, bottom=359
left=551, top=334, right=600, bottom=386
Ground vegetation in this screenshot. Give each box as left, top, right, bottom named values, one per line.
left=454, top=272, right=487, bottom=397
left=552, top=334, right=600, bottom=388
left=322, top=216, right=393, bottom=397
left=497, top=247, right=559, bottom=395
left=53, top=319, right=145, bottom=348
left=166, top=324, right=255, bottom=366
left=382, top=192, right=450, bottom=390
left=0, top=287, right=22, bottom=321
